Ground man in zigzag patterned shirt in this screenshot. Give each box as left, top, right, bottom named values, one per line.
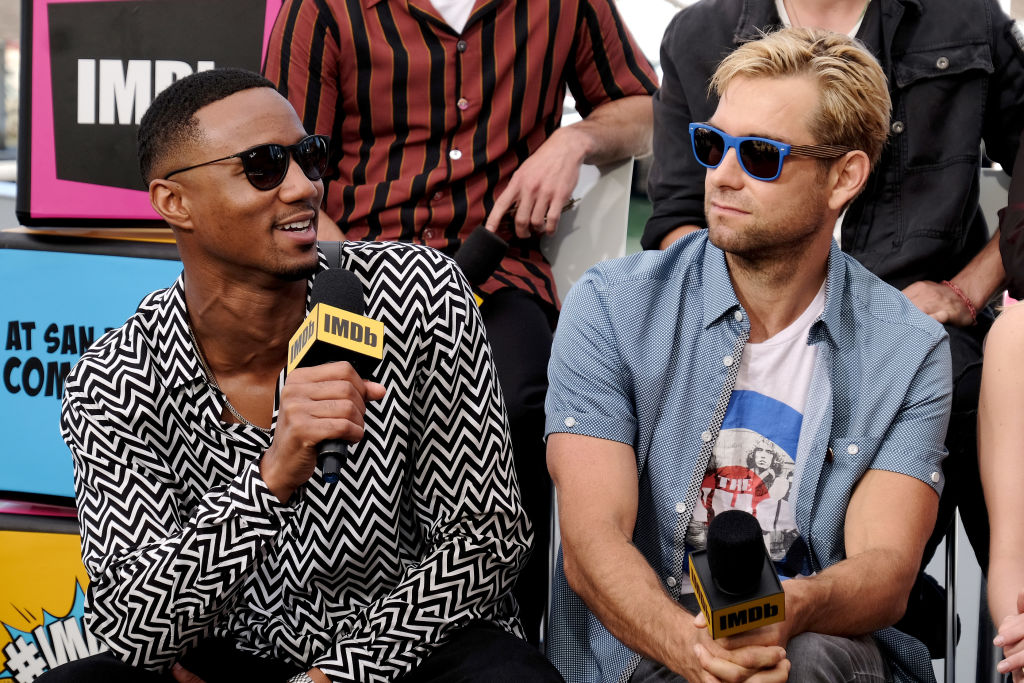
left=546, top=29, right=952, bottom=683
left=44, top=69, right=562, bottom=683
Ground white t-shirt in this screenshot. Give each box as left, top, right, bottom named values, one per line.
left=682, top=280, right=826, bottom=592
left=430, top=0, right=476, bottom=33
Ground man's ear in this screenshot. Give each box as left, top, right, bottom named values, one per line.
left=827, top=150, right=871, bottom=212
left=149, top=179, right=194, bottom=231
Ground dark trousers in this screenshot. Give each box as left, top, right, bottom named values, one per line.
left=35, top=621, right=564, bottom=683
left=480, top=289, right=556, bottom=647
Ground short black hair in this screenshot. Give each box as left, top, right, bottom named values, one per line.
left=137, top=67, right=276, bottom=184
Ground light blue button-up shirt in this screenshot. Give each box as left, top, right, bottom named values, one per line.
left=545, top=232, right=951, bottom=683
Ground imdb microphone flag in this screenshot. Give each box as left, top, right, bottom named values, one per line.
left=287, top=303, right=384, bottom=375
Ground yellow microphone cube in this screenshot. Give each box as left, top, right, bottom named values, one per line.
left=287, top=302, right=385, bottom=375
left=688, top=550, right=786, bottom=639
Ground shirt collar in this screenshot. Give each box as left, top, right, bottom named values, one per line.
left=156, top=274, right=206, bottom=391
left=698, top=237, right=847, bottom=339
left=817, top=240, right=849, bottom=346
left=364, top=0, right=505, bottom=28
left=735, top=0, right=919, bottom=44
left=699, top=239, right=742, bottom=329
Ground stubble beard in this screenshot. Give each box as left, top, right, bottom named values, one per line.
left=707, top=191, right=829, bottom=281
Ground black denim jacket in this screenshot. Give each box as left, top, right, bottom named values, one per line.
left=643, top=0, right=1024, bottom=290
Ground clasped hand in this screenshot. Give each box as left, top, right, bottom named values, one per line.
left=680, top=612, right=790, bottom=683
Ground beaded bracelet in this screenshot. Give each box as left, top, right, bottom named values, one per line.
left=941, top=280, right=977, bottom=324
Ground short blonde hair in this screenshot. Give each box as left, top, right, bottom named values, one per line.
left=711, top=27, right=891, bottom=169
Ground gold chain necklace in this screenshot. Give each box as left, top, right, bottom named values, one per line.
left=186, top=315, right=272, bottom=434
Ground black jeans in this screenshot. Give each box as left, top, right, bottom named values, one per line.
left=480, top=289, right=556, bottom=646
left=35, top=621, right=564, bottom=683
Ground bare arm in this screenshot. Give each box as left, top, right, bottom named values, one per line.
left=790, top=470, right=935, bottom=635
left=485, top=96, right=653, bottom=238
left=718, top=468, right=936, bottom=666
left=659, top=225, right=703, bottom=250
left=903, top=230, right=1006, bottom=326
left=978, top=304, right=1024, bottom=679
left=549, top=432, right=787, bottom=682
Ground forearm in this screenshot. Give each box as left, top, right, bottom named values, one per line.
left=978, top=305, right=1024, bottom=626
left=562, top=96, right=653, bottom=167
left=782, top=548, right=919, bottom=639
left=658, top=225, right=703, bottom=250
left=989, top=562, right=1024, bottom=627
left=949, top=230, right=1006, bottom=311
left=563, top=528, right=696, bottom=672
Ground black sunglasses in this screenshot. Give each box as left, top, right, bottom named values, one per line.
left=689, top=123, right=851, bottom=182
left=164, top=134, right=330, bottom=191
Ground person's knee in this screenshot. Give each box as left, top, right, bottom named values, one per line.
left=35, top=652, right=168, bottom=683
left=786, top=632, right=888, bottom=682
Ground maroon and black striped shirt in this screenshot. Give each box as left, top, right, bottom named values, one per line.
left=264, top=0, right=657, bottom=308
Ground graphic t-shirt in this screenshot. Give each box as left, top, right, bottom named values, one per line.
left=682, top=281, right=826, bottom=591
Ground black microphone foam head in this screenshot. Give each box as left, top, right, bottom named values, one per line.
left=311, top=267, right=364, bottom=315
left=304, top=267, right=376, bottom=376
left=453, top=225, right=509, bottom=286
left=707, top=509, right=765, bottom=596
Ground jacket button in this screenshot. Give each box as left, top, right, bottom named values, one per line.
left=891, top=121, right=905, bottom=134
left=936, top=56, right=950, bottom=70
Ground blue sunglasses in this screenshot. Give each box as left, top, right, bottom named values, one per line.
left=689, top=123, right=852, bottom=181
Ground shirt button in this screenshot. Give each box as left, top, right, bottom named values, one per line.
left=847, top=443, right=859, bottom=455
left=935, top=56, right=949, bottom=70
left=432, top=192, right=443, bottom=201
left=457, top=97, right=469, bottom=110
left=734, top=310, right=743, bottom=322
left=449, top=148, right=463, bottom=160
left=564, top=417, right=576, bottom=428
left=675, top=502, right=687, bottom=514
left=931, top=471, right=941, bottom=483
left=666, top=576, right=678, bottom=588
left=701, top=430, right=713, bottom=443
left=723, top=355, right=733, bottom=367
left=457, top=40, right=467, bottom=52
left=891, top=121, right=905, bottom=134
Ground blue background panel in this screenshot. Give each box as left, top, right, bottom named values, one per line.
left=0, top=249, right=182, bottom=499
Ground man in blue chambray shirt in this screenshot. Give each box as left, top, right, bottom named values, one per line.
left=545, top=28, right=951, bottom=683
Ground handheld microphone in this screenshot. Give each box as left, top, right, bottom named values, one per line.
left=287, top=268, right=384, bottom=483
left=688, top=510, right=785, bottom=638
left=453, top=226, right=508, bottom=297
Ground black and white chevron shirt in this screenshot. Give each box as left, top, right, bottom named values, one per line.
left=61, top=241, right=531, bottom=682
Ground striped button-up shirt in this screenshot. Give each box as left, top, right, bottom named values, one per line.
left=545, top=233, right=951, bottom=683
left=264, top=0, right=658, bottom=308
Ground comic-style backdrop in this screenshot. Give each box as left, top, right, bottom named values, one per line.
left=4, top=1, right=287, bottom=678
left=1, top=248, right=183, bottom=500
left=0, top=529, right=95, bottom=682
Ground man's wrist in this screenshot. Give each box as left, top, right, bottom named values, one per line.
left=554, top=123, right=597, bottom=165
left=941, top=279, right=978, bottom=323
